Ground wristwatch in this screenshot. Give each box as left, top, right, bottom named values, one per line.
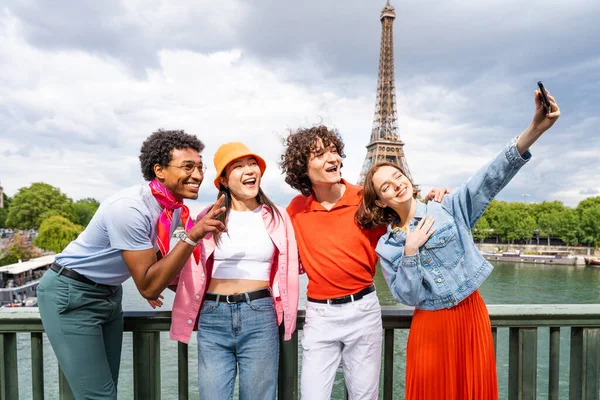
left=180, top=232, right=198, bottom=247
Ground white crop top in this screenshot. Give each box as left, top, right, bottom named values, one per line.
left=212, top=207, right=275, bottom=281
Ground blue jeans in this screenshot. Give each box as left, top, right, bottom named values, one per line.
left=197, top=295, right=279, bottom=400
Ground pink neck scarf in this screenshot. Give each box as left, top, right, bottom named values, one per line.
left=149, top=179, right=199, bottom=263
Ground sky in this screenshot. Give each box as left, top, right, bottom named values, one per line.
left=1, top=0, right=599, bottom=216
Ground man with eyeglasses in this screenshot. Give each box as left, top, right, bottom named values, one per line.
left=37, top=129, right=227, bottom=400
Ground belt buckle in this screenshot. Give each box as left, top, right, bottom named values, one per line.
left=328, top=294, right=353, bottom=305
left=226, top=294, right=234, bottom=304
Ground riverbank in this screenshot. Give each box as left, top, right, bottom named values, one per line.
left=476, top=243, right=597, bottom=256
left=476, top=243, right=597, bottom=265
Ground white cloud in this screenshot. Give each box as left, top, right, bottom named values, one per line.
left=1, top=1, right=599, bottom=213
left=0, top=11, right=374, bottom=208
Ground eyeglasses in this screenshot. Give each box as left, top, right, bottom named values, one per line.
left=167, top=163, right=207, bottom=175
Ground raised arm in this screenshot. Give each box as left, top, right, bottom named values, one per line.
left=516, top=90, right=560, bottom=154
left=445, top=89, right=560, bottom=229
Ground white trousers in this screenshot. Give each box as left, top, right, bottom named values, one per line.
left=300, top=291, right=383, bottom=400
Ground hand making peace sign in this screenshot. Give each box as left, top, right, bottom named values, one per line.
left=188, top=194, right=228, bottom=242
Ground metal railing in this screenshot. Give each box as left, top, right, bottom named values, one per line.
left=1, top=305, right=599, bottom=400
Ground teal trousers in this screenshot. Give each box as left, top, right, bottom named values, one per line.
left=37, top=269, right=123, bottom=400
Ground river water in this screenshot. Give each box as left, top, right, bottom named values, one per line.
left=12, top=261, right=600, bottom=399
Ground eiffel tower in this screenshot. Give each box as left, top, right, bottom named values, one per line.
left=357, top=1, right=416, bottom=192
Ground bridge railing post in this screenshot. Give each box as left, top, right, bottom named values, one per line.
left=508, top=327, right=538, bottom=400
left=133, top=331, right=161, bottom=400
left=177, top=342, right=188, bottom=400
left=278, top=326, right=299, bottom=400
left=0, top=332, right=19, bottom=400
left=548, top=327, right=560, bottom=400
left=30, top=332, right=44, bottom=400
left=569, top=327, right=600, bottom=400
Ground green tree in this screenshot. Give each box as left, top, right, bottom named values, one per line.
left=538, top=213, right=560, bottom=246
left=493, top=202, right=536, bottom=243
left=0, top=253, right=18, bottom=267
left=579, top=204, right=600, bottom=248
left=34, top=216, right=83, bottom=253
left=553, top=208, right=580, bottom=246
left=0, top=192, right=11, bottom=228
left=533, top=201, right=568, bottom=245
left=472, top=216, right=493, bottom=243
left=576, top=196, right=600, bottom=247
left=0, top=234, right=42, bottom=266
left=576, top=196, right=600, bottom=215
left=73, top=198, right=100, bottom=226
left=0, top=208, right=7, bottom=229
left=482, top=200, right=506, bottom=242
left=6, top=183, right=76, bottom=229
left=530, top=200, right=566, bottom=222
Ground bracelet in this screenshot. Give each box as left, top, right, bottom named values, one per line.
left=180, top=232, right=198, bottom=247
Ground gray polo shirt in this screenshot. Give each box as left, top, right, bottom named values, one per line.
left=56, top=184, right=180, bottom=286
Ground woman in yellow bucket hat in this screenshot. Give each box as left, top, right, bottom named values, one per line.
left=170, top=142, right=300, bottom=400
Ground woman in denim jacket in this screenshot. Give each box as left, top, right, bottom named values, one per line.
left=355, top=89, right=560, bottom=399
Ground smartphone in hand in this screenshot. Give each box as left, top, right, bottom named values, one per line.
left=537, top=81, right=551, bottom=114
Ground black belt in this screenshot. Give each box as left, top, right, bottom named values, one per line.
left=307, top=284, right=376, bottom=305
left=50, top=262, right=115, bottom=289
left=204, top=288, right=271, bottom=304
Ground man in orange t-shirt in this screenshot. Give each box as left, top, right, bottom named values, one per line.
left=280, top=125, right=445, bottom=399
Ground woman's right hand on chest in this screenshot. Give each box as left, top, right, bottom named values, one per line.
left=404, top=216, right=435, bottom=256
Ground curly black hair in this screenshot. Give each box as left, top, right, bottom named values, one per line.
left=139, top=129, right=205, bottom=181
left=279, top=125, right=346, bottom=196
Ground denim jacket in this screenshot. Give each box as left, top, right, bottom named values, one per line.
left=376, top=137, right=531, bottom=310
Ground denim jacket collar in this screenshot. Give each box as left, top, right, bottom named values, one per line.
left=385, top=200, right=427, bottom=242
left=414, top=200, right=427, bottom=220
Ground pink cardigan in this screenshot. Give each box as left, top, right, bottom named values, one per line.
left=169, top=204, right=300, bottom=343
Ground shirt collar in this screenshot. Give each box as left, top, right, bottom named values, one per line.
left=304, top=179, right=361, bottom=212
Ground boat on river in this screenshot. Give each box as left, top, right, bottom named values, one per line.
left=0, top=255, right=54, bottom=307
left=584, top=257, right=600, bottom=267
left=481, top=250, right=577, bottom=265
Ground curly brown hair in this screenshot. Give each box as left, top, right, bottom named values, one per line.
left=279, top=125, right=346, bottom=196
left=355, top=162, right=418, bottom=230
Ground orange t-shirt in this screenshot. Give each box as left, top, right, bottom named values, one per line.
left=286, top=179, right=387, bottom=300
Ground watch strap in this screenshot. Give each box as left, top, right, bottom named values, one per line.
left=180, top=233, right=198, bottom=247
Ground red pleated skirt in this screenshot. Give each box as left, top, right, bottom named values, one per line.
left=405, top=290, right=498, bottom=400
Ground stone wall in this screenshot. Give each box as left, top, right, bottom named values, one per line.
left=475, top=242, right=597, bottom=256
